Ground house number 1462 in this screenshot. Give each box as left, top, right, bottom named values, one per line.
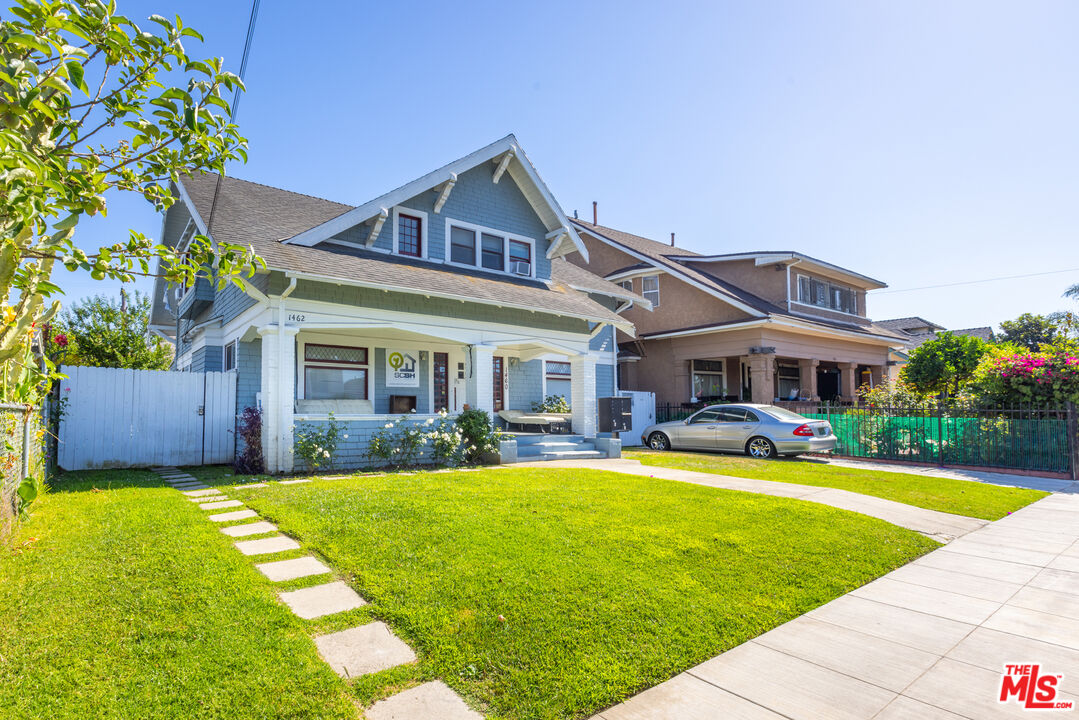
left=287, top=313, right=306, bottom=322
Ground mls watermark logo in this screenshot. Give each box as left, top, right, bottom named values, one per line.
left=999, top=664, right=1074, bottom=711
left=386, top=350, right=419, bottom=387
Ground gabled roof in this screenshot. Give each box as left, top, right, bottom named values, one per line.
left=668, top=251, right=887, bottom=290
left=878, top=317, right=946, bottom=333
left=570, top=218, right=909, bottom=344
left=280, top=134, right=587, bottom=261
left=172, top=172, right=638, bottom=332
left=569, top=219, right=769, bottom=317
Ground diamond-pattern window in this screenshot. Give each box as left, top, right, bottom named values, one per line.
left=304, top=344, right=367, bottom=365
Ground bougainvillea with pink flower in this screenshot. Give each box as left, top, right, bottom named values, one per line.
left=973, top=349, right=1079, bottom=405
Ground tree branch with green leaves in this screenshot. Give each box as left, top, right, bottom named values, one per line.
left=0, top=0, right=264, bottom=403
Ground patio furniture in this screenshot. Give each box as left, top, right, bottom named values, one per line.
left=497, top=410, right=572, bottom=434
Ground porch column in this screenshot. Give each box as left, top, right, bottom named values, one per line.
left=467, top=344, right=495, bottom=414
left=748, top=354, right=774, bottom=404
left=838, top=362, right=858, bottom=401
left=869, top=365, right=884, bottom=388
left=570, top=354, right=598, bottom=436
left=258, top=324, right=298, bottom=474
left=798, top=358, right=820, bottom=400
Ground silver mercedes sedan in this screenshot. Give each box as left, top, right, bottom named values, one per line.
left=641, top=403, right=836, bottom=459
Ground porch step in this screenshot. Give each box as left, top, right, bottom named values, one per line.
left=517, top=440, right=595, bottom=456
left=511, top=434, right=585, bottom=446
left=536, top=450, right=605, bottom=460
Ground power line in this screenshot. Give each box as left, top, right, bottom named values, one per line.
left=875, top=268, right=1079, bottom=295
left=205, top=0, right=261, bottom=237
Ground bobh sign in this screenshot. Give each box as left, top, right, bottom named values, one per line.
left=999, top=664, right=1073, bottom=711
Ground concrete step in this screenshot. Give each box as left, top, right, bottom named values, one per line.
left=517, top=442, right=596, bottom=457
left=537, top=450, right=605, bottom=460
left=512, top=434, right=584, bottom=446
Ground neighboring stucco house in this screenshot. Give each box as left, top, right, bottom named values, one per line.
left=566, top=219, right=909, bottom=406
left=148, top=136, right=648, bottom=472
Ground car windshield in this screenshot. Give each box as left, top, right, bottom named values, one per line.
left=759, top=405, right=809, bottom=422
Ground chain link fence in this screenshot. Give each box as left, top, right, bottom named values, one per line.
left=1, top=403, right=43, bottom=540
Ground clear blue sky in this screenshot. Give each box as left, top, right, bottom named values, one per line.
left=65, top=0, right=1079, bottom=331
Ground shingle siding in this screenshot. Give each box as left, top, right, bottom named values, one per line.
left=236, top=339, right=262, bottom=412
left=508, top=359, right=543, bottom=411
left=329, top=165, right=553, bottom=280
left=189, top=344, right=222, bottom=373
left=596, top=363, right=616, bottom=399
left=372, top=348, right=430, bottom=414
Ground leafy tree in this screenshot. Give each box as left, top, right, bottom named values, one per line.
left=0, top=1, right=262, bottom=404
left=901, top=331, right=988, bottom=399
left=998, top=313, right=1063, bottom=351
left=50, top=289, right=171, bottom=369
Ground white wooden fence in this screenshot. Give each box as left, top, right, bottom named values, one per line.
left=58, top=366, right=236, bottom=470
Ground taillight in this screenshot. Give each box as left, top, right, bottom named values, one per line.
left=792, top=424, right=815, bottom=437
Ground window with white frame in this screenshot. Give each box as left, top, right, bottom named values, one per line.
left=303, top=343, right=369, bottom=400
left=797, top=275, right=857, bottom=314
left=642, top=275, right=660, bottom=307
left=777, top=363, right=801, bottom=400
left=691, top=359, right=726, bottom=400
left=445, top=220, right=534, bottom=277
left=223, top=340, right=237, bottom=372
left=617, top=279, right=633, bottom=292
left=545, top=360, right=571, bottom=399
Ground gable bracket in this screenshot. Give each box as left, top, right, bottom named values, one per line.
left=492, top=148, right=515, bottom=184
left=365, top=208, right=389, bottom=247
left=433, top=173, right=457, bottom=214
left=545, top=227, right=569, bottom=259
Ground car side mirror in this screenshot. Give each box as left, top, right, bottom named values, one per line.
left=683, top=419, right=690, bottom=425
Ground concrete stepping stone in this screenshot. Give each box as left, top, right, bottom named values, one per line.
left=183, top=488, right=223, bottom=498
left=171, top=482, right=204, bottom=488
left=220, top=521, right=277, bottom=538
left=199, top=499, right=244, bottom=510
left=163, top=474, right=195, bottom=480
left=314, top=621, right=415, bottom=677
left=279, top=479, right=311, bottom=485
left=280, top=580, right=366, bottom=619
left=186, top=494, right=222, bottom=502
left=235, top=535, right=301, bottom=556
left=257, top=556, right=331, bottom=582
left=365, top=681, right=480, bottom=720
left=209, top=509, right=259, bottom=522
left=233, top=483, right=268, bottom=490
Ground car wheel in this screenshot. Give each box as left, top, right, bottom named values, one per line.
left=648, top=432, right=671, bottom=451
left=746, top=436, right=776, bottom=459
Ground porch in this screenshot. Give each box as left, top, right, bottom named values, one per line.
left=252, top=321, right=606, bottom=473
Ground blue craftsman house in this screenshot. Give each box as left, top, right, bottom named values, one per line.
left=149, top=136, right=650, bottom=472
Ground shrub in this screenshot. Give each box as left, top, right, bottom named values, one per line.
left=234, top=407, right=264, bottom=474
left=366, top=414, right=429, bottom=468
left=293, top=413, right=346, bottom=472
left=972, top=349, right=1079, bottom=405
left=531, top=395, right=570, bottom=413
left=858, top=379, right=933, bottom=411
left=427, top=411, right=465, bottom=467
left=456, top=408, right=505, bottom=464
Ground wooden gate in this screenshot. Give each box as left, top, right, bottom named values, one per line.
left=58, top=366, right=237, bottom=470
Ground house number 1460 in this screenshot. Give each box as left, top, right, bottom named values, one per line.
left=287, top=313, right=306, bottom=322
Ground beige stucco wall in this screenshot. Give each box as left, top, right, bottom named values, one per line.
left=623, top=327, right=892, bottom=405
left=683, top=259, right=787, bottom=306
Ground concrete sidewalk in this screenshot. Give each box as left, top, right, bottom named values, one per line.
left=591, top=492, right=1079, bottom=719
left=518, top=458, right=987, bottom=541
left=811, top=455, right=1077, bottom=494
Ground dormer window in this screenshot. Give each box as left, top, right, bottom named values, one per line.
left=797, top=275, right=857, bottom=314
left=397, top=214, right=422, bottom=257
left=509, top=239, right=531, bottom=274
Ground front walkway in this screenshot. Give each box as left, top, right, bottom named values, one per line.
left=518, top=458, right=987, bottom=541
left=589, top=492, right=1079, bottom=719
left=812, top=455, right=1077, bottom=493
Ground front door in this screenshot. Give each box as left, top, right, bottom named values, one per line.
left=451, top=354, right=467, bottom=412
left=433, top=352, right=449, bottom=413
left=493, top=356, right=505, bottom=412
left=817, top=369, right=839, bottom=402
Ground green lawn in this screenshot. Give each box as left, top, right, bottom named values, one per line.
left=0, top=470, right=355, bottom=720
left=625, top=449, right=1047, bottom=520
left=237, top=467, right=939, bottom=719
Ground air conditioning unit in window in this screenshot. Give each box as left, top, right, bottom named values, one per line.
left=510, top=261, right=531, bottom=276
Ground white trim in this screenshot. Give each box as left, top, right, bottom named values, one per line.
left=794, top=272, right=860, bottom=317
left=433, top=175, right=456, bottom=214
left=222, top=339, right=238, bottom=371
left=442, top=217, right=536, bottom=279
left=392, top=206, right=429, bottom=259
left=174, top=179, right=209, bottom=236
left=641, top=274, right=660, bottom=308
left=572, top=223, right=766, bottom=318
left=282, top=135, right=588, bottom=261
left=296, top=334, right=374, bottom=402
left=604, top=267, right=669, bottom=282
left=492, top=148, right=514, bottom=184
left=666, top=251, right=887, bottom=290
left=643, top=316, right=901, bottom=345
left=281, top=270, right=635, bottom=336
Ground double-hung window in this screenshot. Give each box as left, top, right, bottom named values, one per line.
left=482, top=233, right=505, bottom=270
left=450, top=226, right=476, bottom=265
left=797, top=275, right=857, bottom=314
left=222, top=340, right=237, bottom=372
left=304, top=344, right=368, bottom=400
left=509, top=239, right=531, bottom=274
left=691, top=359, right=726, bottom=400
left=642, top=275, right=660, bottom=306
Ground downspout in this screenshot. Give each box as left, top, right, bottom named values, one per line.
left=277, top=277, right=297, bottom=472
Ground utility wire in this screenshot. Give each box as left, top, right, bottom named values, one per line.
left=875, top=267, right=1079, bottom=295
left=205, top=0, right=261, bottom=237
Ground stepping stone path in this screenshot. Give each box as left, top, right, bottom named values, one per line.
left=150, top=466, right=481, bottom=718
left=256, top=556, right=330, bottom=582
